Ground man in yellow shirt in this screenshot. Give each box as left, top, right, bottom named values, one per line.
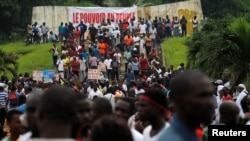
left=63, top=54, right=70, bottom=80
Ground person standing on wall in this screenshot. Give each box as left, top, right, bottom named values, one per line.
left=165, top=15, right=172, bottom=38
left=58, top=22, right=64, bottom=43
left=192, top=16, right=198, bottom=33
left=78, top=21, right=87, bottom=43
left=173, top=16, right=179, bottom=37
left=41, top=22, right=50, bottom=43
left=63, top=23, right=69, bottom=44
left=180, top=16, right=187, bottom=36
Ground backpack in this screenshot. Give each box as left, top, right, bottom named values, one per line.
left=9, top=92, right=18, bottom=105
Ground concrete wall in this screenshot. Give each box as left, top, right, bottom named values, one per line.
left=32, top=6, right=68, bottom=34
left=32, top=0, right=203, bottom=35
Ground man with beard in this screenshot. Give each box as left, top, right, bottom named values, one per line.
left=158, top=69, right=215, bottom=141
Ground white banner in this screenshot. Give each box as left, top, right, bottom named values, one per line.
left=69, top=6, right=137, bottom=27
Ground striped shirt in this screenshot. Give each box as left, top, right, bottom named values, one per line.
left=0, top=90, right=8, bottom=108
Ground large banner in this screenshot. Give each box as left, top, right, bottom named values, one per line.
left=69, top=6, right=137, bottom=27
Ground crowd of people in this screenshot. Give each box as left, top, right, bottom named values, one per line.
left=27, top=15, right=198, bottom=45
left=0, top=69, right=250, bottom=141
left=1, top=15, right=249, bottom=141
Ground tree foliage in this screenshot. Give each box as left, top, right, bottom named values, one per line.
left=201, top=0, right=249, bottom=18
left=0, top=50, right=18, bottom=77
left=186, top=16, right=250, bottom=87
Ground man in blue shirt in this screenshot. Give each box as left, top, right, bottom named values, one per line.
left=124, top=67, right=135, bottom=89
left=92, top=44, right=100, bottom=59
left=81, top=49, right=89, bottom=61
left=78, top=21, right=87, bottom=42
left=63, top=23, right=68, bottom=42
left=58, top=22, right=64, bottom=43
left=158, top=70, right=215, bottom=141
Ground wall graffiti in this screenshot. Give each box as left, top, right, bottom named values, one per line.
left=178, top=9, right=202, bottom=34
left=136, top=0, right=203, bottom=34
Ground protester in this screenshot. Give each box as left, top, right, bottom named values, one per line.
left=2, top=15, right=249, bottom=141
left=72, top=93, right=92, bottom=141
left=91, top=97, right=113, bottom=122
left=31, top=85, right=77, bottom=140
left=236, top=84, right=248, bottom=118
left=159, top=70, right=215, bottom=141
left=202, top=101, right=242, bottom=141
left=18, top=89, right=44, bottom=141
left=2, top=110, right=25, bottom=141
left=138, top=89, right=170, bottom=141
left=90, top=116, right=133, bottom=141
left=115, top=97, right=143, bottom=141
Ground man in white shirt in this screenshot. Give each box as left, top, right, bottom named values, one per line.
left=112, top=27, right=121, bottom=46
left=113, top=50, right=122, bottom=64
left=56, top=56, right=64, bottom=76
left=88, top=83, right=103, bottom=100
left=133, top=34, right=140, bottom=53
left=41, top=22, right=50, bottom=43
left=107, top=23, right=115, bottom=36
left=137, top=89, right=170, bottom=141
left=139, top=21, right=147, bottom=35
left=236, top=84, right=248, bottom=118
left=79, top=57, right=86, bottom=82
left=112, top=27, right=121, bottom=37
left=105, top=55, right=113, bottom=80
left=103, top=87, right=115, bottom=109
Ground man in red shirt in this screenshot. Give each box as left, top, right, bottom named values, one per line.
left=122, top=19, right=129, bottom=34
left=150, top=48, right=158, bottom=59
left=139, top=53, right=149, bottom=72
left=71, top=56, right=80, bottom=77
left=74, top=27, right=81, bottom=44
left=222, top=87, right=233, bottom=101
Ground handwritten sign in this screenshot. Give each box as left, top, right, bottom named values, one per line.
left=87, top=69, right=101, bottom=80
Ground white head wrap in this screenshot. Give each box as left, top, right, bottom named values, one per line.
left=217, top=85, right=224, bottom=95
left=238, top=84, right=248, bottom=94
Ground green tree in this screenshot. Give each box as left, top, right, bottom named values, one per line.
left=0, top=0, right=21, bottom=41
left=201, top=0, right=250, bottom=19
left=186, top=17, right=250, bottom=86
left=0, top=50, right=18, bottom=77
left=228, top=18, right=250, bottom=85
